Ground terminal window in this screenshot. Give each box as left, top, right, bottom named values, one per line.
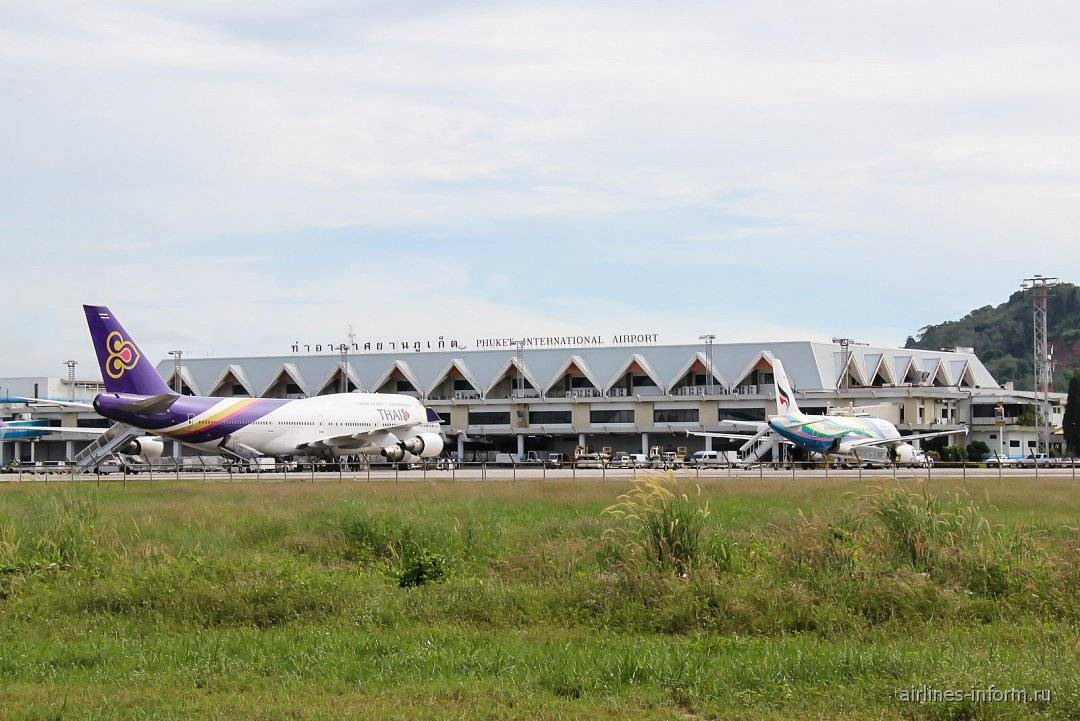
left=654, top=408, right=699, bottom=423
left=591, top=409, right=634, bottom=424
left=469, top=411, right=511, bottom=425
left=529, top=410, right=572, bottom=424
left=719, top=409, right=766, bottom=422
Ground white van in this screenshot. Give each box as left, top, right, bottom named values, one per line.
left=687, top=450, right=731, bottom=467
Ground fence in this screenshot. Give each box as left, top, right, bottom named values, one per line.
left=2, top=455, right=1078, bottom=484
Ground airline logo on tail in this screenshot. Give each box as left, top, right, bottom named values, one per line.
left=105, top=331, right=141, bottom=379
left=777, top=386, right=791, bottom=412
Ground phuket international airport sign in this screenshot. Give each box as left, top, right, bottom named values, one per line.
left=290, top=333, right=659, bottom=354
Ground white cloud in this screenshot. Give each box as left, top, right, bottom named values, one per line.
left=2, top=1, right=1080, bottom=376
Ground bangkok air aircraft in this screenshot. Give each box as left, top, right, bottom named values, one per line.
left=693, top=351, right=964, bottom=464
left=29, top=306, right=445, bottom=465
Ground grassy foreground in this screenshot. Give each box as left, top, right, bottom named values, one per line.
left=0, top=476, right=1077, bottom=720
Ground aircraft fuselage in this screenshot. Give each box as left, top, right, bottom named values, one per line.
left=767, top=413, right=901, bottom=454
left=93, top=391, right=440, bottom=457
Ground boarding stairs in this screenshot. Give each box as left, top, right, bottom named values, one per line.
left=738, top=426, right=775, bottom=464
left=73, top=423, right=140, bottom=471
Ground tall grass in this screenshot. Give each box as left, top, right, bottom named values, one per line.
left=603, top=472, right=710, bottom=574
left=0, top=479, right=1076, bottom=719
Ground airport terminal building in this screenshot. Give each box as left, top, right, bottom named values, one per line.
left=151, top=341, right=1060, bottom=460
left=1, top=340, right=1067, bottom=464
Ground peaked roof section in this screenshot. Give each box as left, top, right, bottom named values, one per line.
left=482, top=356, right=543, bottom=396
left=207, top=364, right=256, bottom=396
left=426, top=358, right=481, bottom=396
left=862, top=353, right=894, bottom=386
left=916, top=356, right=952, bottom=386
left=368, top=360, right=421, bottom=393
left=313, top=363, right=363, bottom=395
left=662, top=352, right=729, bottom=392
left=162, top=366, right=199, bottom=394
left=602, top=353, right=666, bottom=391
left=258, top=362, right=309, bottom=396
left=833, top=352, right=868, bottom=388
left=947, top=359, right=978, bottom=388
left=731, top=351, right=782, bottom=389
left=892, top=355, right=918, bottom=384
left=543, top=354, right=603, bottom=394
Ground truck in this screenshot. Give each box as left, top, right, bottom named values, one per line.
left=1017, top=453, right=1054, bottom=469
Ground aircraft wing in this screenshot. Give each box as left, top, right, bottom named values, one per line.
left=687, top=430, right=762, bottom=441
left=719, top=420, right=769, bottom=430
left=0, top=425, right=107, bottom=436
left=14, top=397, right=96, bottom=411
left=686, top=430, right=794, bottom=445
left=296, top=424, right=420, bottom=452
left=848, top=427, right=968, bottom=449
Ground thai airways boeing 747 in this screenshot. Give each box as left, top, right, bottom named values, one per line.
left=35, top=306, right=445, bottom=468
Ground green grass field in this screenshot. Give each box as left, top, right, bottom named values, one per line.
left=1, top=475, right=1077, bottom=720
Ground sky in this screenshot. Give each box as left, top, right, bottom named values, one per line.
left=3, top=1, right=1080, bottom=378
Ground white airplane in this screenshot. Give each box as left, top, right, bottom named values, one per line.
left=29, top=306, right=446, bottom=468
left=691, top=351, right=965, bottom=465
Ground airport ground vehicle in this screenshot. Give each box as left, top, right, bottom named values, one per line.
left=686, top=450, right=734, bottom=467
left=628, top=453, right=649, bottom=468
left=574, top=453, right=605, bottom=469
left=649, top=451, right=686, bottom=469
left=608, top=452, right=632, bottom=469
left=545, top=452, right=568, bottom=469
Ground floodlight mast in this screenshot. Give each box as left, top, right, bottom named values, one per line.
left=168, top=350, right=184, bottom=394
left=832, top=337, right=868, bottom=390
left=1022, top=275, right=1059, bottom=456
left=698, top=334, right=716, bottom=396
left=63, top=360, right=77, bottom=401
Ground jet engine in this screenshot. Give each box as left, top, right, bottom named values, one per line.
left=121, top=436, right=165, bottom=460
left=381, top=444, right=406, bottom=462
left=892, top=443, right=925, bottom=466
left=400, top=432, right=444, bottom=458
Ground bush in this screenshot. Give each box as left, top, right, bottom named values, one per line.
left=966, top=440, right=990, bottom=462
left=393, top=546, right=446, bottom=588
left=604, top=472, right=710, bottom=574
left=938, top=445, right=966, bottom=463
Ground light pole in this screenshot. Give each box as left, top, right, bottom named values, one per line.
left=831, top=338, right=869, bottom=390
left=513, top=339, right=526, bottom=397
left=62, top=360, right=77, bottom=401
left=168, top=350, right=184, bottom=394
left=698, top=334, right=715, bottom=395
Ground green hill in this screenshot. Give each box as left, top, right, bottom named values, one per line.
left=905, top=282, right=1080, bottom=391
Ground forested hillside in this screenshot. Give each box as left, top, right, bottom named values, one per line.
left=905, top=283, right=1080, bottom=390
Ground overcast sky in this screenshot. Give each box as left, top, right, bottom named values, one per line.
left=3, top=1, right=1079, bottom=378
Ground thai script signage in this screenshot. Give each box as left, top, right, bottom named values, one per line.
left=291, top=333, right=659, bottom=354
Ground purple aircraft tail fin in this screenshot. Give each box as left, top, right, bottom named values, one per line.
left=83, top=305, right=172, bottom=396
